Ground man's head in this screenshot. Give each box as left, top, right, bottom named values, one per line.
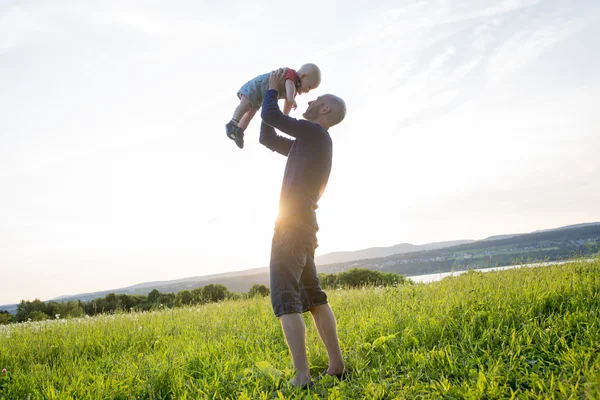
left=303, top=94, right=347, bottom=130
left=297, top=63, right=321, bottom=94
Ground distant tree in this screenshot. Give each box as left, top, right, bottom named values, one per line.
left=85, top=299, right=103, bottom=315
left=118, top=294, right=145, bottom=311
left=46, top=301, right=85, bottom=319
left=15, top=299, right=48, bottom=322
left=248, top=284, right=270, bottom=298
left=202, top=284, right=229, bottom=303
left=61, top=301, right=85, bottom=318
left=191, top=288, right=205, bottom=304
left=227, top=292, right=243, bottom=301
left=148, top=289, right=161, bottom=303
left=84, top=293, right=124, bottom=314
left=104, top=293, right=119, bottom=312
left=337, top=268, right=407, bottom=288
left=318, top=269, right=408, bottom=289
left=45, top=301, right=61, bottom=317
left=28, top=311, right=49, bottom=321
left=158, top=293, right=176, bottom=308
left=176, top=290, right=193, bottom=306
left=0, top=310, right=13, bottom=324
left=318, top=273, right=338, bottom=289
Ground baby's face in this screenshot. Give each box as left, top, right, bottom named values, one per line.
left=298, top=75, right=317, bottom=94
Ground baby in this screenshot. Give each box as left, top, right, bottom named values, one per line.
left=225, top=63, right=321, bottom=149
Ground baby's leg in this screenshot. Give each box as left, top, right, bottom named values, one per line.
left=238, top=107, right=258, bottom=131
left=226, top=94, right=254, bottom=149
left=232, top=95, right=253, bottom=124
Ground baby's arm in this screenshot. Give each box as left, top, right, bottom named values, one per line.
left=283, top=79, right=297, bottom=115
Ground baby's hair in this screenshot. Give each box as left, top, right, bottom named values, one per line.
left=298, top=63, right=321, bottom=88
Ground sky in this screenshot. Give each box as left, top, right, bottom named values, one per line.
left=1, top=0, right=599, bottom=305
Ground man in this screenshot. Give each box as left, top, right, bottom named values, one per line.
left=259, top=68, right=347, bottom=388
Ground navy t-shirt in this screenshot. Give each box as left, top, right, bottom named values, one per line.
left=259, top=89, right=332, bottom=229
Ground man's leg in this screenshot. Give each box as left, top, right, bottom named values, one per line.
left=279, top=313, right=311, bottom=386
left=309, top=303, right=345, bottom=375
left=269, top=224, right=313, bottom=387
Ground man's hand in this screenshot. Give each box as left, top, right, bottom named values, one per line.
left=268, top=68, right=288, bottom=92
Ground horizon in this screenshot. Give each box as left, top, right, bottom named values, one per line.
left=1, top=0, right=599, bottom=305
left=2, top=220, right=597, bottom=306
left=1, top=223, right=491, bottom=305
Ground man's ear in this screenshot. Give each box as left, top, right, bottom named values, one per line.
left=300, top=73, right=308, bottom=78
left=321, top=105, right=332, bottom=115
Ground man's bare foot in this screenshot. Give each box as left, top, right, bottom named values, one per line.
left=289, top=374, right=312, bottom=389
left=327, top=364, right=345, bottom=377
left=316, top=367, right=347, bottom=381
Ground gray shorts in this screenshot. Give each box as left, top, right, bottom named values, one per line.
left=269, top=221, right=328, bottom=317
left=237, top=72, right=285, bottom=109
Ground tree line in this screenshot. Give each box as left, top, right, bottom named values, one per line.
left=319, top=268, right=410, bottom=289
left=0, top=269, right=408, bottom=324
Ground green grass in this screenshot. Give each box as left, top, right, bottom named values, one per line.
left=1, top=259, right=599, bottom=399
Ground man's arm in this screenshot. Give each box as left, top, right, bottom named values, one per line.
left=260, top=69, right=320, bottom=143
left=261, top=89, right=317, bottom=142
left=259, top=120, right=293, bottom=156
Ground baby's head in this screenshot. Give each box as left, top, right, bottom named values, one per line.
left=297, top=63, right=321, bottom=94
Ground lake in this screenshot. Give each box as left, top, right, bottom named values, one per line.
left=408, top=261, right=571, bottom=284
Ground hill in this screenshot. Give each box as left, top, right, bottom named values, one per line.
left=1, top=239, right=473, bottom=311
left=313, top=240, right=473, bottom=265
left=319, top=222, right=600, bottom=277
left=1, top=222, right=599, bottom=313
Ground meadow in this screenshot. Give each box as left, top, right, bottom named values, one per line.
left=1, top=258, right=599, bottom=399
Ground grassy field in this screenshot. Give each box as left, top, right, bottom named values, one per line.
left=1, top=259, right=599, bottom=399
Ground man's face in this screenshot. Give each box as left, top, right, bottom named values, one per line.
left=303, top=96, right=323, bottom=120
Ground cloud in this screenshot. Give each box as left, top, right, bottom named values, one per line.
left=0, top=3, right=59, bottom=53
left=0, top=2, right=147, bottom=55
left=438, top=0, right=544, bottom=25
left=486, top=17, right=591, bottom=82
left=0, top=1, right=239, bottom=59
left=320, top=0, right=595, bottom=128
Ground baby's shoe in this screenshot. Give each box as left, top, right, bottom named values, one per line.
left=225, top=122, right=244, bottom=149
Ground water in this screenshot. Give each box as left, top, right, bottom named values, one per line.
left=408, top=261, right=571, bottom=284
